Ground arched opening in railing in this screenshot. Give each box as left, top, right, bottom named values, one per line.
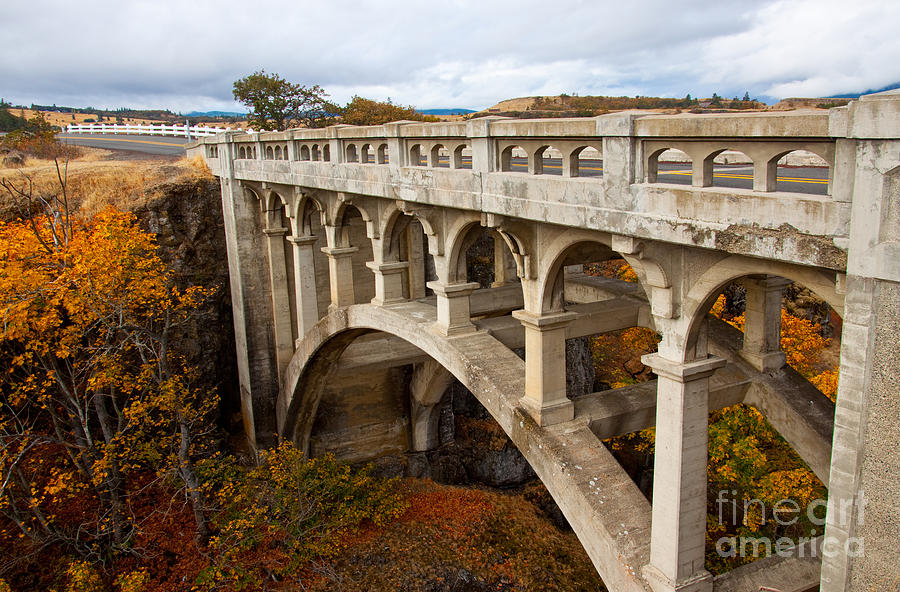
left=409, top=144, right=425, bottom=166
left=322, top=145, right=331, bottom=162
left=536, top=146, right=563, bottom=176
left=500, top=145, right=528, bottom=173
left=360, top=143, right=373, bottom=164
left=768, top=150, right=831, bottom=196
left=300, top=145, right=311, bottom=161
left=430, top=144, right=450, bottom=168
left=238, top=146, right=247, bottom=159
left=274, top=145, right=283, bottom=160
left=452, top=144, right=472, bottom=169
left=311, top=144, right=320, bottom=161
left=265, top=146, right=274, bottom=160
left=709, top=149, right=753, bottom=190
left=345, top=143, right=359, bottom=163
left=376, top=143, right=389, bottom=164
left=646, top=148, right=691, bottom=185
left=571, top=146, right=603, bottom=178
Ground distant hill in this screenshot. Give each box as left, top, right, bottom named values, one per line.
left=417, top=108, right=475, bottom=116
left=186, top=110, right=247, bottom=118
left=475, top=94, right=764, bottom=118
left=828, top=81, right=900, bottom=99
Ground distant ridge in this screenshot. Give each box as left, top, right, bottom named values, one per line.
left=417, top=108, right=475, bottom=115
left=827, top=81, right=900, bottom=99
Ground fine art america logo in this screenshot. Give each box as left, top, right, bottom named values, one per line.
left=713, top=490, right=865, bottom=559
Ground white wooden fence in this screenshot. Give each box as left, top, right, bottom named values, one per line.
left=65, top=123, right=230, bottom=138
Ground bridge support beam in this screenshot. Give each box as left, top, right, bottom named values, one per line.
left=322, top=245, right=358, bottom=309
left=739, top=276, right=789, bottom=372
left=289, top=235, right=320, bottom=342
left=641, top=353, right=725, bottom=592
left=263, top=226, right=295, bottom=378
left=427, top=281, right=479, bottom=336
left=491, top=234, right=519, bottom=288
left=512, top=309, right=577, bottom=426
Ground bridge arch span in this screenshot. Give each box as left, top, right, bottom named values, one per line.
left=681, top=255, right=844, bottom=357
left=277, top=302, right=653, bottom=592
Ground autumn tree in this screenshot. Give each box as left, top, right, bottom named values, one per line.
left=0, top=170, right=216, bottom=563
left=341, top=96, right=438, bottom=126
left=232, top=70, right=340, bottom=130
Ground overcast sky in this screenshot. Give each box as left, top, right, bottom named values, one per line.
left=2, top=0, right=898, bottom=112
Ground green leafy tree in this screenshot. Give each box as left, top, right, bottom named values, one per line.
left=232, top=70, right=339, bottom=130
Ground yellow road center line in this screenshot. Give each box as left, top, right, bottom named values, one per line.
left=659, top=170, right=827, bottom=185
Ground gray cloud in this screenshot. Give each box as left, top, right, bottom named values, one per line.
left=2, top=0, right=896, bottom=111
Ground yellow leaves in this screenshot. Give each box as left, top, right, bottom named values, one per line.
left=114, top=569, right=149, bottom=592
left=710, top=293, right=839, bottom=402
left=809, top=368, right=839, bottom=402
left=64, top=560, right=104, bottom=592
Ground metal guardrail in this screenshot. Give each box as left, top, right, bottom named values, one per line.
left=65, top=122, right=231, bottom=138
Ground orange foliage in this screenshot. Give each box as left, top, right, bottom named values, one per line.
left=709, top=294, right=838, bottom=402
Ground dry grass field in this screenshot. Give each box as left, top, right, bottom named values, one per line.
left=0, top=147, right=212, bottom=218
left=14, top=108, right=166, bottom=128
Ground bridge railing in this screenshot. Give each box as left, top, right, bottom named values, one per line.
left=198, top=109, right=841, bottom=198
left=65, top=122, right=231, bottom=138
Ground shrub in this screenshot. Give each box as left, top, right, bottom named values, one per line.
left=196, top=443, right=408, bottom=590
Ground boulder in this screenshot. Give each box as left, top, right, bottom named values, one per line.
left=2, top=151, right=25, bottom=167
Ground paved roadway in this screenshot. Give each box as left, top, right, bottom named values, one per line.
left=57, top=133, right=188, bottom=156
left=502, top=158, right=828, bottom=195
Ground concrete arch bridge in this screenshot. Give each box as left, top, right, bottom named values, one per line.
left=189, top=90, right=900, bottom=592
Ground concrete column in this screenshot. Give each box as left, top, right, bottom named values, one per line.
left=753, top=157, right=777, bottom=192
left=490, top=234, right=518, bottom=288
left=263, top=226, right=294, bottom=380
left=562, top=150, right=576, bottom=177
left=740, top=276, right=790, bottom=371
left=529, top=149, right=543, bottom=175
left=288, top=235, right=319, bottom=343
left=406, top=222, right=427, bottom=299
left=511, top=309, right=578, bottom=426
left=367, top=260, right=409, bottom=306
left=410, top=360, right=454, bottom=451
left=219, top=175, right=279, bottom=450
left=466, top=116, right=504, bottom=173
left=321, top=246, right=358, bottom=309
left=427, top=280, right=479, bottom=336
left=285, top=137, right=297, bottom=161
left=641, top=353, right=726, bottom=592
left=821, top=94, right=900, bottom=590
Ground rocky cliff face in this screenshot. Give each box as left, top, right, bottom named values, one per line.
left=132, top=176, right=241, bottom=435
